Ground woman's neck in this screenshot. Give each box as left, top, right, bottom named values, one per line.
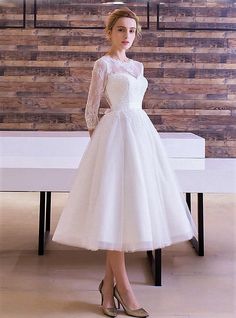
left=106, top=49, right=128, bottom=62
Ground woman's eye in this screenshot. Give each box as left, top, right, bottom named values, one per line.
left=118, top=29, right=135, bottom=33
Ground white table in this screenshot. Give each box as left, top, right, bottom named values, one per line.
left=2, top=131, right=235, bottom=285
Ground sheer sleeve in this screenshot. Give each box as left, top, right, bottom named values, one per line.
left=85, top=59, right=107, bottom=130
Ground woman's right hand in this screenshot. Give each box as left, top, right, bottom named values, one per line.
left=88, top=129, right=94, bottom=138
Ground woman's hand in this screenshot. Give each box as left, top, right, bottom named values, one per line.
left=88, top=129, right=94, bottom=138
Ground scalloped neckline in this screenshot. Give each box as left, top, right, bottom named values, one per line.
left=104, top=54, right=132, bottom=64
left=108, top=72, right=143, bottom=80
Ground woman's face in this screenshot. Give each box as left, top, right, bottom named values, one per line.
left=108, top=17, right=136, bottom=51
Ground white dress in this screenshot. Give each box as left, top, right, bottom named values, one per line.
left=52, top=55, right=197, bottom=252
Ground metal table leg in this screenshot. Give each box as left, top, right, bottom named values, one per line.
left=38, top=191, right=45, bottom=255
left=187, top=192, right=204, bottom=256
left=46, top=191, right=51, bottom=232
left=147, top=249, right=162, bottom=286
left=38, top=191, right=51, bottom=255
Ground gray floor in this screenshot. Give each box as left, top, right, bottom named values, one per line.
left=0, top=192, right=235, bottom=318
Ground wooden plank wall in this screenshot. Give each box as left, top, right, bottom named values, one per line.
left=0, top=0, right=236, bottom=157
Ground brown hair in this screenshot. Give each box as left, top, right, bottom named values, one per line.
left=104, top=7, right=142, bottom=41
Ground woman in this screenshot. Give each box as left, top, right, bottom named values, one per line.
left=52, top=7, right=196, bottom=318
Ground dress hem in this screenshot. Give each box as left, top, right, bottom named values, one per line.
left=52, top=231, right=195, bottom=253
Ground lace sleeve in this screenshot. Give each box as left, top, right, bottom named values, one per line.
left=85, top=59, right=107, bottom=130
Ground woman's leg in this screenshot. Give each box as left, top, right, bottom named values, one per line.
left=104, top=251, right=141, bottom=310
left=100, top=252, right=116, bottom=308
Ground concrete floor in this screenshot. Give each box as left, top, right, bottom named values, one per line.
left=0, top=192, right=235, bottom=318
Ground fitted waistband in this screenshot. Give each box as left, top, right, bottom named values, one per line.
left=104, top=108, right=143, bottom=115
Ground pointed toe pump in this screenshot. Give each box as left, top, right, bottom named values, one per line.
left=98, top=280, right=117, bottom=317
left=114, top=286, right=149, bottom=318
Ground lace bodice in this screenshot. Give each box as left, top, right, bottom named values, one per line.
left=85, top=55, right=147, bottom=130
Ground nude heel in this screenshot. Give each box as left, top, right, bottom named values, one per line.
left=113, top=285, right=149, bottom=317
left=98, top=280, right=117, bottom=317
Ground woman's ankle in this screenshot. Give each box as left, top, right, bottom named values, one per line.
left=115, top=284, right=140, bottom=308
left=103, top=276, right=115, bottom=289
left=116, top=281, right=132, bottom=294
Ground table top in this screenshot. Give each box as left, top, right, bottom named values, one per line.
left=0, top=131, right=204, bottom=139
left=0, top=158, right=235, bottom=193
left=0, top=131, right=205, bottom=158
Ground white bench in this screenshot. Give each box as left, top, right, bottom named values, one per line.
left=1, top=131, right=235, bottom=286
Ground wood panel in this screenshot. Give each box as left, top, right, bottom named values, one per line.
left=33, top=0, right=149, bottom=29
left=0, top=0, right=25, bottom=28
left=0, top=0, right=235, bottom=157
left=158, top=3, right=236, bottom=30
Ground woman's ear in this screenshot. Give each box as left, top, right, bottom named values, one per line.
left=107, top=30, right=111, bottom=40
left=133, top=36, right=138, bottom=46
left=133, top=32, right=142, bottom=46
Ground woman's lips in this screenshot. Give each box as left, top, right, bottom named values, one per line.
left=122, top=41, right=129, bottom=44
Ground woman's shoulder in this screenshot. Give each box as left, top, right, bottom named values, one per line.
left=134, top=59, right=144, bottom=68
left=91, top=57, right=108, bottom=73
left=97, top=55, right=112, bottom=65
left=93, top=56, right=108, bottom=66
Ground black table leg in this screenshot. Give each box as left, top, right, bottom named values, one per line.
left=46, top=192, right=51, bottom=232
left=38, top=191, right=52, bottom=255
left=197, top=193, right=204, bottom=256
left=186, top=192, right=191, bottom=211
left=188, top=192, right=204, bottom=256
left=147, top=249, right=162, bottom=286
left=38, top=191, right=46, bottom=255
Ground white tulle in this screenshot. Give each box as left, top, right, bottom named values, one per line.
left=52, top=55, right=197, bottom=252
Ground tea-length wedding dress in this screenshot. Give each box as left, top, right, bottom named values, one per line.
left=52, top=55, right=196, bottom=252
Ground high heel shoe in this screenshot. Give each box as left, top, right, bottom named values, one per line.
left=114, top=285, right=149, bottom=317
left=98, top=280, right=117, bottom=317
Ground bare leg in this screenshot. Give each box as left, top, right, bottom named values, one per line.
left=101, top=253, right=116, bottom=308
left=102, top=251, right=141, bottom=310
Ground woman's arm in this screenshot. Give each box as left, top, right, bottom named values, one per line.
left=85, top=59, right=107, bottom=137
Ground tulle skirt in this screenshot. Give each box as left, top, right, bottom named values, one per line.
left=52, top=108, right=196, bottom=252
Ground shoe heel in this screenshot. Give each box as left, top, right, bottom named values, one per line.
left=98, top=280, right=104, bottom=305
left=113, top=285, right=149, bottom=318
left=99, top=280, right=118, bottom=317
left=116, top=299, right=121, bottom=309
